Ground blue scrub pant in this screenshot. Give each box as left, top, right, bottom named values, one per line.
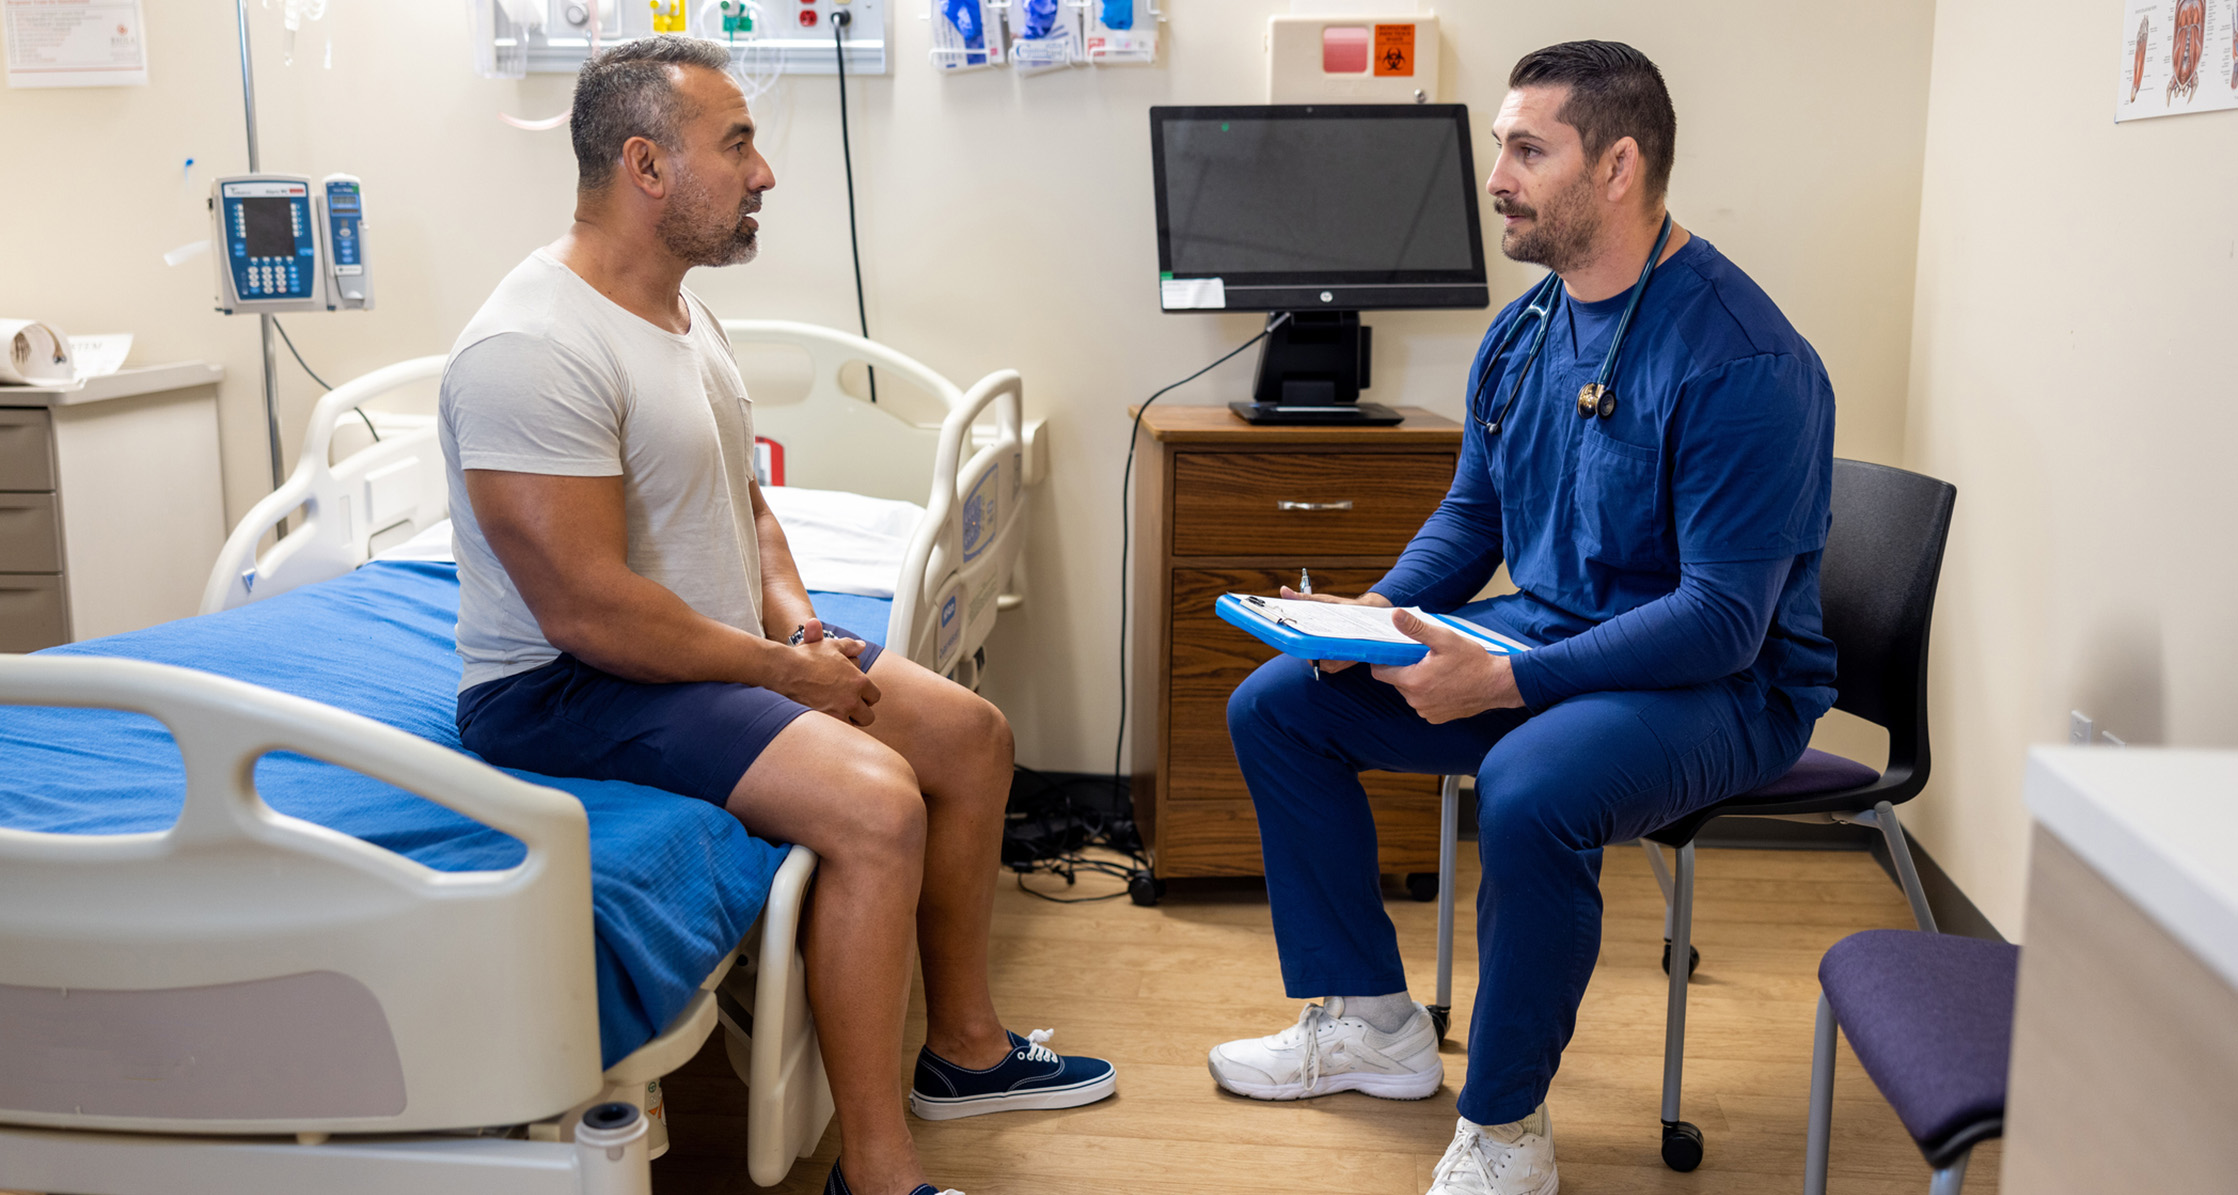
left=1225, top=654, right=1812, bottom=1125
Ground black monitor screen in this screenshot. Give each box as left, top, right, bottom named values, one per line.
left=1151, top=105, right=1488, bottom=310
left=241, top=197, right=298, bottom=258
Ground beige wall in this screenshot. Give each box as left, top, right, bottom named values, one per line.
left=1900, top=0, right=2238, bottom=934
left=0, top=0, right=1936, bottom=772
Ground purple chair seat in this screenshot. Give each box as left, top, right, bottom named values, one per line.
left=1740, top=747, right=1881, bottom=800
left=1820, top=929, right=2019, bottom=1160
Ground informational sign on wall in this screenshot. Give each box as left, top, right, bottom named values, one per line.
left=2115, top=0, right=2238, bottom=121
left=3, top=0, right=147, bottom=88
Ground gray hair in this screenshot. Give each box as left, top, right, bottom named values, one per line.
left=570, top=36, right=735, bottom=191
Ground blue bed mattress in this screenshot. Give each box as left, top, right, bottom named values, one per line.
left=0, top=560, right=893, bottom=1069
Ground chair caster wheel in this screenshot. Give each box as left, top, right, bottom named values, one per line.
left=1660, top=1119, right=1704, bottom=1172
left=1405, top=872, right=1440, bottom=902
left=1661, top=939, right=1701, bottom=978
left=1128, top=870, right=1166, bottom=907
left=1426, top=1004, right=1450, bottom=1040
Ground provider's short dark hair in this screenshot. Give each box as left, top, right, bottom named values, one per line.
left=570, top=36, right=734, bottom=190
left=1509, top=41, right=1677, bottom=200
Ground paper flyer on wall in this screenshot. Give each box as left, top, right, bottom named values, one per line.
left=2115, top=0, right=2238, bottom=121
left=3, top=0, right=147, bottom=88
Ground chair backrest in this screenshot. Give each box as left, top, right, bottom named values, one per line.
left=1821, top=458, right=1957, bottom=782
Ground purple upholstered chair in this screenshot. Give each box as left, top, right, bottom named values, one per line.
left=1425, top=458, right=1959, bottom=1174
left=1805, top=929, right=2017, bottom=1194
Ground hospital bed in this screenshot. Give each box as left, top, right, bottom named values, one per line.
left=0, top=322, right=1041, bottom=1195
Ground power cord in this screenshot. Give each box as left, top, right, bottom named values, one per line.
left=1006, top=764, right=1143, bottom=903
left=271, top=317, right=380, bottom=442
left=831, top=11, right=876, bottom=403
left=1109, top=313, right=1293, bottom=884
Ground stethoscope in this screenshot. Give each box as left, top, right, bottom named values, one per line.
left=1468, top=213, right=1674, bottom=435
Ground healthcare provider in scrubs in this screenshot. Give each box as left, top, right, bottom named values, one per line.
left=1210, top=41, right=1837, bottom=1195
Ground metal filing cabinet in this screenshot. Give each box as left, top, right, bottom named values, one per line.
left=0, top=364, right=226, bottom=652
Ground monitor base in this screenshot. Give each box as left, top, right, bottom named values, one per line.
left=1228, top=401, right=1404, bottom=427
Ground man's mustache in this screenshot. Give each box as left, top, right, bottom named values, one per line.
left=1492, top=197, right=1535, bottom=219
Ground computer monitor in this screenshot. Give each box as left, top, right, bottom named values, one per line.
left=1149, top=104, right=1489, bottom=424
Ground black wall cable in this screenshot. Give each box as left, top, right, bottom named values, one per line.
left=1110, top=314, right=1293, bottom=866
left=272, top=317, right=379, bottom=442
left=831, top=11, right=877, bottom=403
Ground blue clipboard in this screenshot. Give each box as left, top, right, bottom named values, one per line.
left=1215, top=593, right=1530, bottom=666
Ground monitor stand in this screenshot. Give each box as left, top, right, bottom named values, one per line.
left=1231, top=311, right=1402, bottom=426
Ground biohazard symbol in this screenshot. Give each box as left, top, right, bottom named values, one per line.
left=1373, top=24, right=1414, bottom=77
left=2131, top=13, right=2150, bottom=100
left=2169, top=0, right=2205, bottom=101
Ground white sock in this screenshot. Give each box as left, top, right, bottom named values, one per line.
left=1328, top=992, right=1416, bottom=1033
left=1470, top=1103, right=1550, bottom=1143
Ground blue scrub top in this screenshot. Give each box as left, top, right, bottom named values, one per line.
left=1372, top=235, right=1838, bottom=720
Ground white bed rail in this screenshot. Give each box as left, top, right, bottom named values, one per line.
left=200, top=356, right=449, bottom=616
left=0, top=654, right=602, bottom=1135
left=722, top=320, right=1032, bottom=684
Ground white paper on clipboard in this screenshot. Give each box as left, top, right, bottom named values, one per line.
left=4, top=0, right=149, bottom=89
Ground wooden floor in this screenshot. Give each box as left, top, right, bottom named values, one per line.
left=658, top=845, right=1998, bottom=1194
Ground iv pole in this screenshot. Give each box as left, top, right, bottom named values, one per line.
left=234, top=0, right=290, bottom=529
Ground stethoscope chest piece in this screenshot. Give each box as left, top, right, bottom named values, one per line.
left=1577, top=384, right=1615, bottom=419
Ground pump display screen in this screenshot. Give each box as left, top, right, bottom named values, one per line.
left=241, top=197, right=299, bottom=258
left=1150, top=105, right=1488, bottom=310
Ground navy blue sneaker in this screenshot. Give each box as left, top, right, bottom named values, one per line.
left=909, top=1028, right=1117, bottom=1120
left=824, top=1162, right=960, bottom=1195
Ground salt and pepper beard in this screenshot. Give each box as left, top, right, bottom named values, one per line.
left=658, top=160, right=761, bottom=267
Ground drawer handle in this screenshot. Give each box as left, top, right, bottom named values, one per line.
left=1276, top=500, right=1354, bottom=512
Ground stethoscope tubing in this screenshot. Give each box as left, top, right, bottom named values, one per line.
left=1469, top=213, right=1675, bottom=435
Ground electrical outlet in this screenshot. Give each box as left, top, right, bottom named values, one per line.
left=2070, top=711, right=2094, bottom=745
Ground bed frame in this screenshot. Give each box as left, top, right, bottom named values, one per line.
left=1, top=322, right=1040, bottom=1194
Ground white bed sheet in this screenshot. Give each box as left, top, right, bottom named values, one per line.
left=374, top=486, right=923, bottom=599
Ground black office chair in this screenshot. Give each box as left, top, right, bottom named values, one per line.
left=1425, top=457, right=1958, bottom=1173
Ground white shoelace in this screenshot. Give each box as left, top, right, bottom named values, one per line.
left=1020, top=1028, right=1060, bottom=1064
left=1290, top=1003, right=1333, bottom=1094
left=1432, top=1121, right=1506, bottom=1190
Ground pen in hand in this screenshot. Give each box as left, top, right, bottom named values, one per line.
left=1299, top=568, right=1313, bottom=596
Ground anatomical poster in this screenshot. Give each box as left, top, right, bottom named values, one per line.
left=2116, top=0, right=2238, bottom=121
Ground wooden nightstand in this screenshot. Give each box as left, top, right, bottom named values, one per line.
left=1126, top=404, right=1464, bottom=894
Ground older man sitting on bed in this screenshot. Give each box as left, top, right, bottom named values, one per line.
left=438, top=36, right=1113, bottom=1195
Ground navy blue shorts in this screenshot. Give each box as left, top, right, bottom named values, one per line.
left=456, top=625, right=884, bottom=807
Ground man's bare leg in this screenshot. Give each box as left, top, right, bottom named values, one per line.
left=858, top=653, right=1014, bottom=1069
left=726, top=713, right=930, bottom=1195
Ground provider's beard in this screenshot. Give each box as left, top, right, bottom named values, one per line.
left=1496, top=178, right=1598, bottom=275
left=659, top=169, right=760, bottom=267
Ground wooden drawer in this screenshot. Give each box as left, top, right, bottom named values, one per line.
left=1171, top=451, right=1453, bottom=558
left=1165, top=566, right=1440, bottom=853
left=0, top=572, right=66, bottom=651
left=0, top=409, right=54, bottom=492
left=0, top=492, right=61, bottom=572
left=1156, top=793, right=1444, bottom=877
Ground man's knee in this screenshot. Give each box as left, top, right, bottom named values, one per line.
left=1227, top=657, right=1310, bottom=743
left=829, top=742, right=928, bottom=861
left=1473, top=763, right=1572, bottom=855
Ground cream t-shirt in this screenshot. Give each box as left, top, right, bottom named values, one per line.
left=439, top=249, right=764, bottom=691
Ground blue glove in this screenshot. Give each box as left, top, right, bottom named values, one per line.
left=941, top=0, right=983, bottom=47
left=1100, top=0, right=1132, bottom=29
left=1020, top=0, right=1058, bottom=38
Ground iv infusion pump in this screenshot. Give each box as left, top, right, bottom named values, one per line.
left=209, top=173, right=373, bottom=315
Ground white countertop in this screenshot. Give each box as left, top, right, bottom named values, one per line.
left=2027, top=746, right=2238, bottom=989
left=0, top=362, right=224, bottom=407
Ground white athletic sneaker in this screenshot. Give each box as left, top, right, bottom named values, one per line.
left=1206, top=998, right=1444, bottom=1101
left=1426, top=1109, right=1558, bottom=1195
